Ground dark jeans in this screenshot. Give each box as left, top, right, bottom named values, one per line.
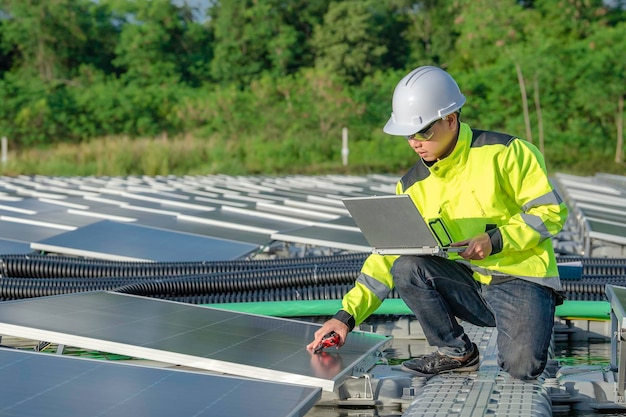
left=391, top=255, right=557, bottom=380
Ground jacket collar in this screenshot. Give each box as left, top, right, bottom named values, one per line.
left=423, top=122, right=471, bottom=177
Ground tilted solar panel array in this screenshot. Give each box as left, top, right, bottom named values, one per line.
left=0, top=174, right=397, bottom=260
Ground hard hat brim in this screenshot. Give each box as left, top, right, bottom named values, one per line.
left=383, top=117, right=422, bottom=136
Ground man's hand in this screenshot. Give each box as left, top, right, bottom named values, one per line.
left=306, top=318, right=349, bottom=352
left=454, top=232, right=492, bottom=261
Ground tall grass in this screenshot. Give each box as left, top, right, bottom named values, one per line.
left=1, top=130, right=620, bottom=178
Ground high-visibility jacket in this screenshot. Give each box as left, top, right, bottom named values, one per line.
left=336, top=123, right=569, bottom=330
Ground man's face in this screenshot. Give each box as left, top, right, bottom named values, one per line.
left=406, top=116, right=458, bottom=162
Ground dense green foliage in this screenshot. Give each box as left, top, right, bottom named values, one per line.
left=0, top=0, right=624, bottom=176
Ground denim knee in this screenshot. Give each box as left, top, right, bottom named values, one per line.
left=499, top=347, right=547, bottom=380
left=391, top=256, right=431, bottom=290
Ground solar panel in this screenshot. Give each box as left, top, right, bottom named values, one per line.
left=29, top=220, right=260, bottom=262
left=271, top=225, right=371, bottom=252
left=0, top=238, right=33, bottom=254
left=0, top=348, right=321, bottom=417
left=0, top=291, right=391, bottom=392
left=177, top=208, right=301, bottom=234
left=0, top=216, right=71, bottom=242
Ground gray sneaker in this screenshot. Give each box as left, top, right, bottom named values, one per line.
left=401, top=343, right=480, bottom=377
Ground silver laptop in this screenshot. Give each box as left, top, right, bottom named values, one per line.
left=342, top=194, right=466, bottom=256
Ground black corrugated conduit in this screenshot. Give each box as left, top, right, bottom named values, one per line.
left=113, top=266, right=360, bottom=297
left=0, top=277, right=130, bottom=300
left=0, top=253, right=368, bottom=278
left=0, top=254, right=621, bottom=304
left=160, top=286, right=402, bottom=305
left=0, top=263, right=362, bottom=300
left=149, top=284, right=358, bottom=304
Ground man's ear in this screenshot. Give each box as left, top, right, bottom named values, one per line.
left=444, top=113, right=458, bottom=127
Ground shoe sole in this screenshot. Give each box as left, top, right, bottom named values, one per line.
left=400, top=357, right=480, bottom=378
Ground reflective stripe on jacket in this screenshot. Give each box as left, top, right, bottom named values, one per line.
left=340, top=123, right=568, bottom=326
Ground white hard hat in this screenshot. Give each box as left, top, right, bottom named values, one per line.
left=383, top=66, right=466, bottom=136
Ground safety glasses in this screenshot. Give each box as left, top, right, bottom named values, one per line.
left=405, top=119, right=440, bottom=141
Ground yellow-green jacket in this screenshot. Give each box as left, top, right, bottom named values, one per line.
left=335, top=123, right=568, bottom=330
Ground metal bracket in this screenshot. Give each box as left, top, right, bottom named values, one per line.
left=337, top=374, right=377, bottom=407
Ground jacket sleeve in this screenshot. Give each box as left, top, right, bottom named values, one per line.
left=491, top=139, right=568, bottom=253
left=335, top=253, right=397, bottom=329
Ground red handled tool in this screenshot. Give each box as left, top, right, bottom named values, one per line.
left=314, top=331, right=341, bottom=353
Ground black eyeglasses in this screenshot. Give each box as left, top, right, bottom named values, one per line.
left=405, top=119, right=440, bottom=141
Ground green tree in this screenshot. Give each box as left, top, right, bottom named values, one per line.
left=397, top=0, right=461, bottom=67
left=103, top=0, right=211, bottom=85
left=209, top=0, right=331, bottom=86
left=0, top=0, right=117, bottom=81
left=568, top=22, right=626, bottom=161
left=312, top=0, right=391, bottom=84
